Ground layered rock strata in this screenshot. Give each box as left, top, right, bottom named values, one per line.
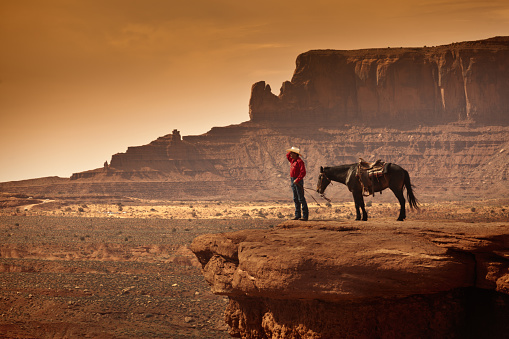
left=57, top=37, right=509, bottom=200
left=1, top=38, right=508, bottom=201
left=250, top=36, right=509, bottom=126
left=1, top=124, right=508, bottom=201
left=191, top=220, right=509, bottom=338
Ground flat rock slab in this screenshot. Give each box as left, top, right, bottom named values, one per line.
left=191, top=219, right=509, bottom=301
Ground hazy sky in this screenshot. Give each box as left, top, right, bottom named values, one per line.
left=1, top=0, right=509, bottom=182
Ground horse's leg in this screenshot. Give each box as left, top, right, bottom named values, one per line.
left=353, top=190, right=368, bottom=221
left=390, top=188, right=406, bottom=221
left=352, top=191, right=361, bottom=220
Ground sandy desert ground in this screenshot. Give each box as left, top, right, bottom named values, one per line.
left=0, top=196, right=508, bottom=338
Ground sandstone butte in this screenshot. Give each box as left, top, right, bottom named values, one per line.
left=0, top=36, right=508, bottom=202
left=191, top=219, right=509, bottom=338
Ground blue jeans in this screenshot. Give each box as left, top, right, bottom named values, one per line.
left=291, top=178, right=308, bottom=219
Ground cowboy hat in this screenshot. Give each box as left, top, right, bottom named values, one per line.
left=286, top=146, right=301, bottom=155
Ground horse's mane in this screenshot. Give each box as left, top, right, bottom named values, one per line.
left=325, top=164, right=356, bottom=172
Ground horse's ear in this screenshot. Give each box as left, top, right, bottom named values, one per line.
left=320, top=166, right=324, bottom=173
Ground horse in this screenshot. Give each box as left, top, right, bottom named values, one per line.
left=316, top=163, right=419, bottom=221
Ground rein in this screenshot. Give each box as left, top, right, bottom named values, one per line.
left=294, top=181, right=330, bottom=206
left=319, top=193, right=332, bottom=203
left=317, top=173, right=333, bottom=204
left=297, top=175, right=333, bottom=206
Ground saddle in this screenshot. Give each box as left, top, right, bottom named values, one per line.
left=357, top=158, right=388, bottom=196
left=358, top=158, right=384, bottom=171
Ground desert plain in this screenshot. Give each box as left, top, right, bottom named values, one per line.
left=0, top=194, right=508, bottom=338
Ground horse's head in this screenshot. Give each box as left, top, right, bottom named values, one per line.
left=316, top=166, right=331, bottom=194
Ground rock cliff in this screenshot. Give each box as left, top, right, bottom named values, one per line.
left=1, top=37, right=508, bottom=202
left=5, top=122, right=504, bottom=202
left=250, top=36, right=509, bottom=126
left=191, top=220, right=509, bottom=338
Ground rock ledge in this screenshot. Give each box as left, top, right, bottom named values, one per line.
left=191, top=219, right=509, bottom=338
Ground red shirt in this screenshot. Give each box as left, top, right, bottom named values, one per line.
left=286, top=152, right=306, bottom=184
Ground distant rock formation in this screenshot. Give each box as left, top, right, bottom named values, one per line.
left=69, top=128, right=219, bottom=181
left=58, top=122, right=507, bottom=201
left=109, top=129, right=208, bottom=173
left=1, top=37, right=508, bottom=201
left=250, top=36, right=509, bottom=126
left=191, top=220, right=509, bottom=338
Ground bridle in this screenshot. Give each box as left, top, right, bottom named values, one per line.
left=317, top=172, right=333, bottom=203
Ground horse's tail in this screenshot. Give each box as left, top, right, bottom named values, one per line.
left=403, top=169, right=419, bottom=209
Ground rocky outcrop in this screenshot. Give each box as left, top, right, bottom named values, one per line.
left=191, top=220, right=509, bottom=338
left=109, top=129, right=207, bottom=173
left=250, top=36, right=509, bottom=126
left=1, top=38, right=508, bottom=201
left=70, top=129, right=219, bottom=181
left=2, top=123, right=508, bottom=201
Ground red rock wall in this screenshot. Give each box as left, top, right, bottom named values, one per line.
left=225, top=289, right=509, bottom=338
left=11, top=123, right=508, bottom=201
left=249, top=37, right=509, bottom=126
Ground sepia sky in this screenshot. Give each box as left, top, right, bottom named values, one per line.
left=1, top=0, right=509, bottom=182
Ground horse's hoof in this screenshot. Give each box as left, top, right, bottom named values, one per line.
left=397, top=218, right=405, bottom=221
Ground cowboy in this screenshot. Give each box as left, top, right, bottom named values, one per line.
left=286, top=147, right=309, bottom=221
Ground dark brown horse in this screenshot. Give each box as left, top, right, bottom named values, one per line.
left=317, top=163, right=419, bottom=221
